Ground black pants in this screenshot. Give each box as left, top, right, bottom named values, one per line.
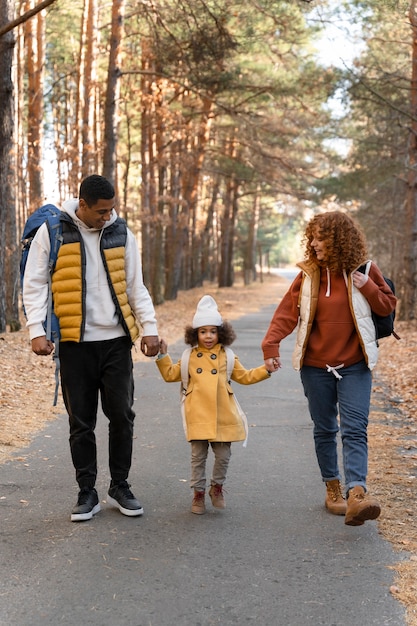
left=59, top=336, right=135, bottom=489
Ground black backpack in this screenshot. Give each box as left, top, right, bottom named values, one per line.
left=358, top=262, right=400, bottom=341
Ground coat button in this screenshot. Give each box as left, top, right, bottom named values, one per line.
left=210, top=353, right=217, bottom=360
left=197, top=352, right=203, bottom=357
left=196, top=368, right=202, bottom=374
left=211, top=369, right=217, bottom=375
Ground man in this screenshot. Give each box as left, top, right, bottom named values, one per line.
left=23, top=174, right=159, bottom=522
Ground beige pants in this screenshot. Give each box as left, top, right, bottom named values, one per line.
left=190, top=441, right=232, bottom=491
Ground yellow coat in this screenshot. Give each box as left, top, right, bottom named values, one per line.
left=156, top=343, right=270, bottom=442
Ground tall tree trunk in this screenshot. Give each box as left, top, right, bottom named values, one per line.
left=102, top=0, right=125, bottom=186
left=218, top=174, right=238, bottom=288
left=81, top=0, right=98, bottom=177
left=0, top=0, right=16, bottom=332
left=218, top=137, right=238, bottom=288
left=24, top=0, right=44, bottom=211
left=140, top=38, right=156, bottom=292
left=164, top=143, right=184, bottom=301
left=405, top=0, right=417, bottom=320
left=243, top=187, right=260, bottom=285
left=201, top=178, right=219, bottom=282
left=181, top=94, right=213, bottom=287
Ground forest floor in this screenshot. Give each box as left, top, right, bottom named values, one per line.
left=1, top=273, right=417, bottom=624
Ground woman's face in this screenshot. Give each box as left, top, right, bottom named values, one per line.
left=310, top=229, right=327, bottom=262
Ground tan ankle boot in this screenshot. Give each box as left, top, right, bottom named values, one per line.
left=325, top=480, right=347, bottom=515
left=345, top=486, right=381, bottom=526
left=209, top=483, right=226, bottom=509
left=191, top=490, right=206, bottom=515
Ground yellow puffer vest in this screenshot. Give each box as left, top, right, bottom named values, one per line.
left=51, top=216, right=139, bottom=343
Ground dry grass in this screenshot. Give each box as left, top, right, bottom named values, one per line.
left=1, top=273, right=416, bottom=623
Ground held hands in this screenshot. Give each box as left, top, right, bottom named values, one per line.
left=352, top=270, right=368, bottom=289
left=141, top=335, right=160, bottom=357
left=31, top=336, right=54, bottom=356
left=264, top=357, right=281, bottom=373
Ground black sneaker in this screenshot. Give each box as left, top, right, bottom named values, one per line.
left=107, top=481, right=144, bottom=517
left=71, top=487, right=100, bottom=522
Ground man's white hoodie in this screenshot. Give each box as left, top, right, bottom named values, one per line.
left=23, top=199, right=158, bottom=342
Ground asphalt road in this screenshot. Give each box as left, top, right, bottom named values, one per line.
left=0, top=304, right=407, bottom=625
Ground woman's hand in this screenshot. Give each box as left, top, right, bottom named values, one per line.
left=264, top=357, right=281, bottom=373
left=352, top=270, right=368, bottom=289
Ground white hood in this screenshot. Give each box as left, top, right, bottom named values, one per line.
left=62, top=198, right=119, bottom=230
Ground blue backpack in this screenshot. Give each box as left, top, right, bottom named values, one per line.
left=20, top=204, right=63, bottom=405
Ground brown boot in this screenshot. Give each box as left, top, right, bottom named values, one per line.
left=209, top=483, right=225, bottom=509
left=325, top=479, right=347, bottom=515
left=191, top=490, right=206, bottom=515
left=345, top=486, right=381, bottom=526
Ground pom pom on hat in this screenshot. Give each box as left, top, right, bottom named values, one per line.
left=192, top=295, right=223, bottom=329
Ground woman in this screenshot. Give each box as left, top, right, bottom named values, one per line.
left=262, top=211, right=396, bottom=526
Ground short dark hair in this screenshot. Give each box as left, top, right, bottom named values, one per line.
left=79, top=175, right=115, bottom=206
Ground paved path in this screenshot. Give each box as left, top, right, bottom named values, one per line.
left=0, top=304, right=406, bottom=625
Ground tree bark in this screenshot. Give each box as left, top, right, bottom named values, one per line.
left=243, top=188, right=260, bottom=286
left=0, top=0, right=16, bottom=332
left=25, top=0, right=44, bottom=211
left=102, top=0, right=125, bottom=185
left=81, top=0, right=98, bottom=177
left=405, top=0, right=417, bottom=320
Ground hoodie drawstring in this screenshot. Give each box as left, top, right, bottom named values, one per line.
left=326, top=363, right=345, bottom=379
left=325, top=267, right=331, bottom=297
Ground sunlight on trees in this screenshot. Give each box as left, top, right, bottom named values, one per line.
left=0, top=0, right=416, bottom=331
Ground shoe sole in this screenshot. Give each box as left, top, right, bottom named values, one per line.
left=71, top=503, right=101, bottom=522
left=345, top=504, right=381, bottom=526
left=107, top=495, right=144, bottom=516
left=210, top=500, right=225, bottom=509
left=191, top=507, right=206, bottom=514
left=325, top=503, right=347, bottom=516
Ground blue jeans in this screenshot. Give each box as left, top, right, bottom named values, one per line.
left=300, top=361, right=372, bottom=493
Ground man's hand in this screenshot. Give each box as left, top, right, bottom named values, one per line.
left=141, top=335, right=159, bottom=357
left=31, top=336, right=54, bottom=356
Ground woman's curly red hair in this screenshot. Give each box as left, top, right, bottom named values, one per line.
left=303, top=211, right=368, bottom=274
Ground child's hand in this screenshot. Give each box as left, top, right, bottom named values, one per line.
left=159, top=338, right=168, bottom=354
left=265, top=357, right=281, bottom=373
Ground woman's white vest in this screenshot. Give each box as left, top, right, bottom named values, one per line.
left=292, top=261, right=378, bottom=371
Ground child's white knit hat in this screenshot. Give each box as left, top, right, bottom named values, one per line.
left=192, top=295, right=223, bottom=328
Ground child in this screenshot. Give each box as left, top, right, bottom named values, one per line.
left=156, top=295, right=272, bottom=515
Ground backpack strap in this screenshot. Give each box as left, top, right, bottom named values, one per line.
left=180, top=347, right=192, bottom=396
left=44, top=215, right=63, bottom=342
left=45, top=216, right=63, bottom=406
left=224, top=346, right=235, bottom=381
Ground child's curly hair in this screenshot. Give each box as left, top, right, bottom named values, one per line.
left=184, top=320, right=236, bottom=347
left=303, top=211, right=368, bottom=274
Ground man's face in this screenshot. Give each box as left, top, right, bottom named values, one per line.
left=76, top=197, right=116, bottom=229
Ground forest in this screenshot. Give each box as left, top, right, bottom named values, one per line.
left=0, top=0, right=416, bottom=332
